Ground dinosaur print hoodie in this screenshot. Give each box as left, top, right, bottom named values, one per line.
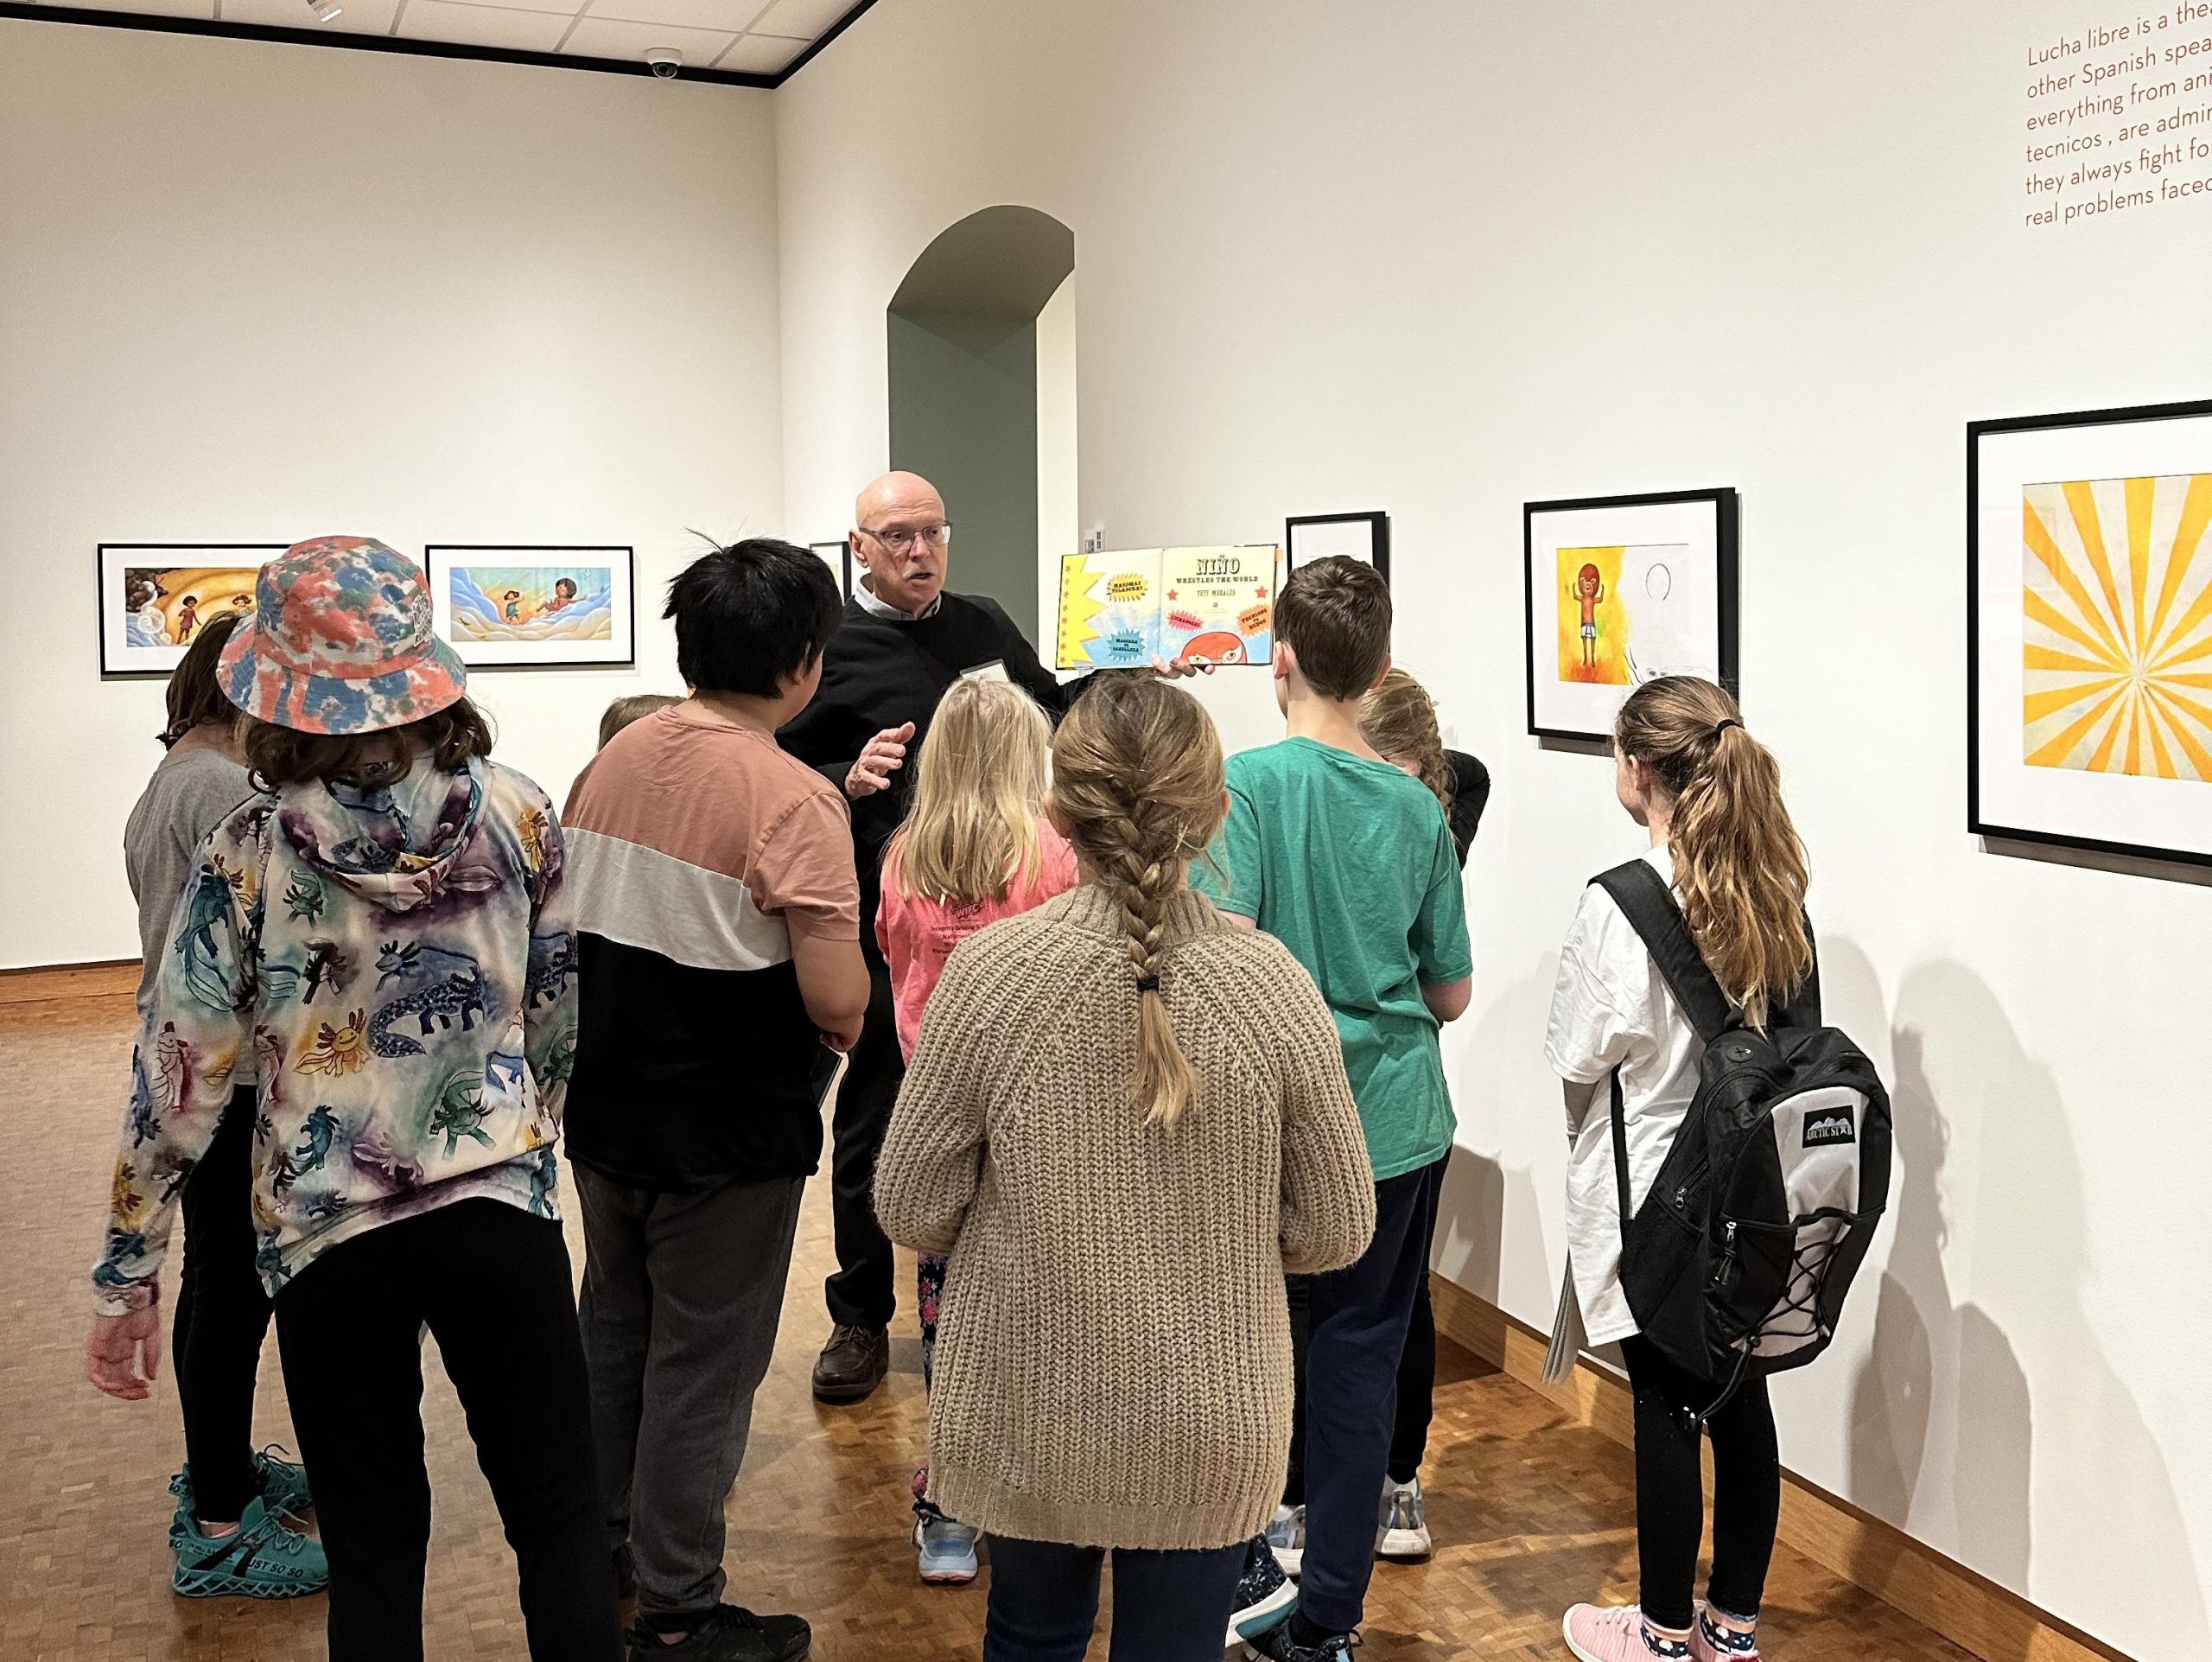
left=93, top=756, right=577, bottom=1314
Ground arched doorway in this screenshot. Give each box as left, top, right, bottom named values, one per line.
left=887, top=206, right=1075, bottom=646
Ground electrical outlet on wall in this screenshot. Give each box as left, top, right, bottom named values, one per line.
left=1084, top=525, right=1105, bottom=553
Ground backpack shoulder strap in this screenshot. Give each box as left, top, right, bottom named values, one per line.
left=1591, top=859, right=1737, bottom=1045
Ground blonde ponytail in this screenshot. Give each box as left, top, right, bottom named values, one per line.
left=1048, top=673, right=1227, bottom=1129
left=1615, top=677, right=1810, bottom=1029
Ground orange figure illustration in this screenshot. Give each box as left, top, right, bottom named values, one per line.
left=1568, top=563, right=1605, bottom=671
left=1181, top=630, right=1248, bottom=665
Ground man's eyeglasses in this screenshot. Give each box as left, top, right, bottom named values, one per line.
left=858, top=522, right=951, bottom=555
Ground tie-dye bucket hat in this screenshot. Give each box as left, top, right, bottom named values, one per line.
left=217, top=537, right=467, bottom=735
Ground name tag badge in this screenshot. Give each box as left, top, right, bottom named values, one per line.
left=961, top=659, right=1011, bottom=685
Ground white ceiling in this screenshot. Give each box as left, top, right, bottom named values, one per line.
left=28, top=0, right=860, bottom=77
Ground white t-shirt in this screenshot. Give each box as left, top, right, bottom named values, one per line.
left=1542, top=844, right=1702, bottom=1347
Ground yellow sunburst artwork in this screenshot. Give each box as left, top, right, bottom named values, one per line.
left=2023, top=473, right=2212, bottom=779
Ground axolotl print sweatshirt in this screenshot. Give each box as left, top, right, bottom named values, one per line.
left=92, top=757, right=578, bottom=1315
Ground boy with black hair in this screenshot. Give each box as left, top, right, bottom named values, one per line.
left=1192, top=556, right=1473, bottom=1662
left=564, top=538, right=869, bottom=1662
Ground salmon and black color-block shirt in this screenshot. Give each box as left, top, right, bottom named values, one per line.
left=561, top=701, right=861, bottom=1192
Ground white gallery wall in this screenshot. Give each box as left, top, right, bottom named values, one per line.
left=0, top=19, right=784, bottom=970
left=774, top=3, right=2212, bottom=1657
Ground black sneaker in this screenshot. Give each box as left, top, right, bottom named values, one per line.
left=627, top=1604, right=810, bottom=1662
left=1226, top=1533, right=1299, bottom=1646
left=1243, top=1615, right=1359, bottom=1661
left=810, top=1324, right=888, bottom=1404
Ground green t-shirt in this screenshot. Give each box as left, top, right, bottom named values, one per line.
left=1192, top=737, right=1473, bottom=1181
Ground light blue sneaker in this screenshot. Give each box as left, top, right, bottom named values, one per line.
left=1264, top=1503, right=1305, bottom=1578
left=914, top=1513, right=981, bottom=1584
left=171, top=1494, right=327, bottom=1600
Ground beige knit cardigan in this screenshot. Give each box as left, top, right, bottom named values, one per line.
left=873, top=883, right=1376, bottom=1552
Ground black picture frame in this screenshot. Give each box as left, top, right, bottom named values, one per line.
left=1967, top=397, right=2212, bottom=869
left=426, top=544, right=637, bottom=669
left=811, top=539, right=855, bottom=599
left=97, top=541, right=287, bottom=679
left=1285, top=512, right=1390, bottom=585
left=1522, top=487, right=1739, bottom=742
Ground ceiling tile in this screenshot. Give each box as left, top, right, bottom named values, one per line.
left=559, top=13, right=734, bottom=67
left=748, top=0, right=851, bottom=39
left=397, top=0, right=571, bottom=50
left=585, top=0, right=766, bottom=32
left=34, top=0, right=215, bottom=16
left=220, top=0, right=403, bottom=33
left=715, top=29, right=806, bottom=73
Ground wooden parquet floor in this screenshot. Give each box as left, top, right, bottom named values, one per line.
left=0, top=990, right=1970, bottom=1660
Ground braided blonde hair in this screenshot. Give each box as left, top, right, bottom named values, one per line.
left=1615, top=676, right=1810, bottom=1029
left=1048, top=674, right=1228, bottom=1128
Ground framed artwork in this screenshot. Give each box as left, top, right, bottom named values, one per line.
left=810, top=539, right=855, bottom=599
left=1286, top=512, right=1389, bottom=584
left=427, top=545, right=635, bottom=668
left=98, top=543, right=284, bottom=678
left=1969, top=398, right=2212, bottom=866
left=1523, top=489, right=1738, bottom=742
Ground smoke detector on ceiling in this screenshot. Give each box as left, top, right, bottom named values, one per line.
left=645, top=48, right=683, bottom=79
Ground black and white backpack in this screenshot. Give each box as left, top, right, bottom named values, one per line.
left=1594, top=860, right=1892, bottom=1405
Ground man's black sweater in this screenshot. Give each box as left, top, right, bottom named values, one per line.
left=778, top=589, right=1071, bottom=961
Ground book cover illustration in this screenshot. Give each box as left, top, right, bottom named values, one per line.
left=1057, top=545, right=1275, bottom=671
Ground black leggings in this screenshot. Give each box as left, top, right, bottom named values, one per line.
left=273, top=1199, right=621, bottom=1662
left=1620, top=1335, right=1779, bottom=1632
left=172, top=1087, right=273, bottom=1525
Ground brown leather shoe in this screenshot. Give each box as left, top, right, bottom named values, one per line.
left=810, top=1323, right=888, bottom=1404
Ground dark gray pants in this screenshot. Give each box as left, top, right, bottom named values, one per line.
left=575, top=1165, right=804, bottom=1625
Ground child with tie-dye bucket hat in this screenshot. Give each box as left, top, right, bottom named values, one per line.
left=86, top=537, right=621, bottom=1662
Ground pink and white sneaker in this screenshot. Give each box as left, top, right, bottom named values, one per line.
left=1689, top=1607, right=1761, bottom=1661
left=1562, top=1604, right=1693, bottom=1662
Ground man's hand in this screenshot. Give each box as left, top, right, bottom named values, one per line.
left=845, top=723, right=916, bottom=799
left=86, top=1306, right=162, bottom=1402
left=1152, top=654, right=1217, bottom=680
left=818, top=1009, right=866, bottom=1053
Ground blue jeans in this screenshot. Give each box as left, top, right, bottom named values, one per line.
left=1294, top=1158, right=1444, bottom=1634
left=983, top=1535, right=1245, bottom=1662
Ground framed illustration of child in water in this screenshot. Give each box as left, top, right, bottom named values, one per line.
left=427, top=545, right=636, bottom=668
left=1522, top=489, right=1739, bottom=742
left=99, top=543, right=287, bottom=678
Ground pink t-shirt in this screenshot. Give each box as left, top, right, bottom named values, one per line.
left=876, top=820, right=1080, bottom=1060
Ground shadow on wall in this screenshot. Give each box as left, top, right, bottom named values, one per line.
left=1432, top=954, right=1560, bottom=1304
left=1843, top=945, right=2210, bottom=1656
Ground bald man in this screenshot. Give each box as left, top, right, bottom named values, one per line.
left=780, top=471, right=1202, bottom=1404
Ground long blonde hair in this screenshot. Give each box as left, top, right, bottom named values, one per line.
left=1616, top=677, right=1810, bottom=1029
left=888, top=678, right=1052, bottom=905
left=1360, top=668, right=1451, bottom=817
left=1049, top=674, right=1227, bottom=1129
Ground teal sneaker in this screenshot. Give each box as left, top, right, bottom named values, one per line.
left=254, top=1448, right=312, bottom=1519
left=168, top=1447, right=313, bottom=1538
left=171, top=1495, right=327, bottom=1600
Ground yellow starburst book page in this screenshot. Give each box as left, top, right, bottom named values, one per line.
left=2023, top=473, right=2212, bottom=780
left=1058, top=551, right=1162, bottom=669
left=1057, top=547, right=1276, bottom=670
